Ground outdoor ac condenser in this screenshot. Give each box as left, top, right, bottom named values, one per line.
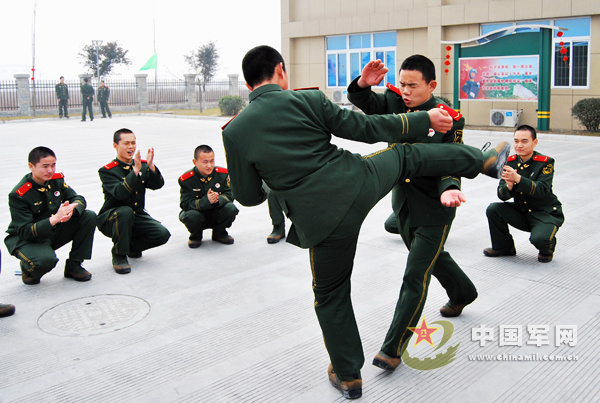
left=490, top=110, right=521, bottom=127
left=332, top=89, right=349, bottom=104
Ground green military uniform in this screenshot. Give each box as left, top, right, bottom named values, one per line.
left=80, top=82, right=95, bottom=121
left=347, top=77, right=478, bottom=358
left=97, top=85, right=112, bottom=118
left=55, top=82, right=69, bottom=118
left=5, top=172, right=96, bottom=282
left=222, top=83, right=486, bottom=380
left=486, top=151, right=564, bottom=254
left=178, top=166, right=238, bottom=241
left=97, top=159, right=171, bottom=256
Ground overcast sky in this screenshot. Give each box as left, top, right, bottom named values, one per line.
left=0, top=0, right=281, bottom=81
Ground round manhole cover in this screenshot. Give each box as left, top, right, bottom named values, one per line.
left=38, top=295, right=150, bottom=337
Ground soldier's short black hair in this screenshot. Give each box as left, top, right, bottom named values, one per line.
left=515, top=124, right=537, bottom=140
left=114, top=128, right=134, bottom=144
left=60, top=76, right=64, bottom=80
left=400, top=55, right=436, bottom=83
left=28, top=146, right=56, bottom=165
left=242, top=45, right=286, bottom=89
left=194, top=145, right=214, bottom=159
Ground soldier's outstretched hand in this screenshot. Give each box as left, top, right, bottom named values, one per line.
left=357, top=60, right=389, bottom=88
left=427, top=108, right=453, bottom=133
left=440, top=189, right=466, bottom=207
left=146, top=147, right=155, bottom=172
left=133, top=150, right=142, bottom=175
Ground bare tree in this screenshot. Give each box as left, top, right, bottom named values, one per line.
left=185, top=41, right=220, bottom=111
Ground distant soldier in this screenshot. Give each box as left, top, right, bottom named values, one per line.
left=98, top=80, right=112, bottom=118
left=80, top=78, right=94, bottom=121
left=55, top=76, right=69, bottom=118
left=5, top=147, right=96, bottom=285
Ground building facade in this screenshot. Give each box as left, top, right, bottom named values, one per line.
left=281, top=0, right=598, bottom=130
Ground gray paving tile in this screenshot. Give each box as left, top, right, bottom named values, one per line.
left=0, top=115, right=598, bottom=402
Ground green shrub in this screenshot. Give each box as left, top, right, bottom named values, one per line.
left=437, top=96, right=453, bottom=108
left=572, top=98, right=600, bottom=132
left=218, top=95, right=245, bottom=116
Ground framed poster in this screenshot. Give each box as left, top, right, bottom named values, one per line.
left=459, top=56, right=539, bottom=101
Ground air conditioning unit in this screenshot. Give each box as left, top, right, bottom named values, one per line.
left=332, top=89, right=349, bottom=104
left=490, top=109, right=521, bottom=127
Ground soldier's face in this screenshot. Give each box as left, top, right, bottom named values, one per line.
left=513, top=130, right=538, bottom=160
left=194, top=151, right=215, bottom=177
left=29, top=156, right=56, bottom=184
left=114, top=133, right=137, bottom=163
left=398, top=70, right=436, bottom=108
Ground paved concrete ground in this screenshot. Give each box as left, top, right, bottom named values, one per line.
left=0, top=115, right=599, bottom=402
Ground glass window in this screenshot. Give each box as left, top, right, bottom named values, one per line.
left=515, top=20, right=550, bottom=33
left=327, top=36, right=347, bottom=51
left=326, top=32, right=396, bottom=88
left=481, top=23, right=512, bottom=35
left=554, top=18, right=591, bottom=37
left=374, top=32, right=396, bottom=47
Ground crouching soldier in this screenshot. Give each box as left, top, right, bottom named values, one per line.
left=5, top=147, right=96, bottom=285
left=179, top=145, right=238, bottom=248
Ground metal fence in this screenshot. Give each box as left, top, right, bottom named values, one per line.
left=148, top=79, right=187, bottom=104
left=0, top=80, right=19, bottom=111
left=0, top=76, right=250, bottom=113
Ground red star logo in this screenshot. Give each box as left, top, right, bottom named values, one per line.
left=408, top=317, right=440, bottom=347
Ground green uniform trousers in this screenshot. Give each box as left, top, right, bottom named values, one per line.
left=98, top=207, right=170, bottom=255
left=380, top=210, right=478, bottom=357
left=486, top=202, right=558, bottom=255
left=310, top=142, right=483, bottom=380
left=58, top=100, right=69, bottom=117
left=179, top=204, right=238, bottom=240
left=14, top=210, right=96, bottom=281
left=267, top=191, right=285, bottom=226
left=82, top=98, right=94, bottom=120
left=99, top=101, right=111, bottom=118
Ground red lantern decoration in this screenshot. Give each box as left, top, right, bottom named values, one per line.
left=444, top=45, right=452, bottom=79
left=563, top=56, right=568, bottom=62
left=559, top=41, right=564, bottom=46
left=31, top=77, right=34, bottom=80
left=557, top=31, right=563, bottom=37
left=31, top=68, right=35, bottom=72
left=560, top=48, right=567, bottom=55
left=445, top=46, right=451, bottom=51
left=445, top=54, right=450, bottom=59
left=444, top=69, right=449, bottom=73
left=444, top=60, right=450, bottom=65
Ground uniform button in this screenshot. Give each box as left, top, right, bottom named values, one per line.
left=49, top=201, right=52, bottom=204
left=136, top=192, right=138, bottom=194
left=528, top=209, right=532, bottom=212
left=520, top=192, right=523, bottom=194
left=134, top=202, right=138, bottom=206
left=524, top=201, right=527, bottom=204
left=405, top=179, right=410, bottom=183
left=553, top=207, right=557, bottom=210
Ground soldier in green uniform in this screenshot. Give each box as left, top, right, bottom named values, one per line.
left=97, top=80, right=112, bottom=118
left=222, top=46, right=508, bottom=399
left=5, top=147, right=96, bottom=285
left=55, top=76, right=69, bottom=118
left=80, top=77, right=94, bottom=121
left=485, top=125, right=564, bottom=262
left=346, top=55, right=509, bottom=372
left=178, top=144, right=238, bottom=247
left=97, top=128, right=171, bottom=274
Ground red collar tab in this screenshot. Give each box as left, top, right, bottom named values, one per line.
left=51, top=172, right=64, bottom=180
left=293, top=87, right=319, bottom=91
left=180, top=170, right=195, bottom=182
left=104, top=160, right=119, bottom=170
left=533, top=155, right=549, bottom=162
left=215, top=167, right=228, bottom=174
left=16, top=182, right=32, bottom=196
left=437, top=104, right=462, bottom=121
left=222, top=114, right=238, bottom=130
left=507, top=155, right=517, bottom=162
left=385, top=82, right=401, bottom=97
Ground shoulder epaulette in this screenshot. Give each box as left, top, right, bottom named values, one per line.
left=180, top=170, right=195, bottom=181
left=533, top=155, right=549, bottom=162
left=51, top=172, right=64, bottom=180
left=507, top=155, right=517, bottom=162
left=215, top=167, right=228, bottom=174
left=141, top=160, right=147, bottom=163
left=293, top=87, right=319, bottom=91
left=16, top=182, right=32, bottom=196
left=104, top=160, right=119, bottom=170
left=222, top=114, right=238, bottom=130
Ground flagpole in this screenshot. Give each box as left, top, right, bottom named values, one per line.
left=153, top=0, right=158, bottom=112
left=31, top=1, right=37, bottom=117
